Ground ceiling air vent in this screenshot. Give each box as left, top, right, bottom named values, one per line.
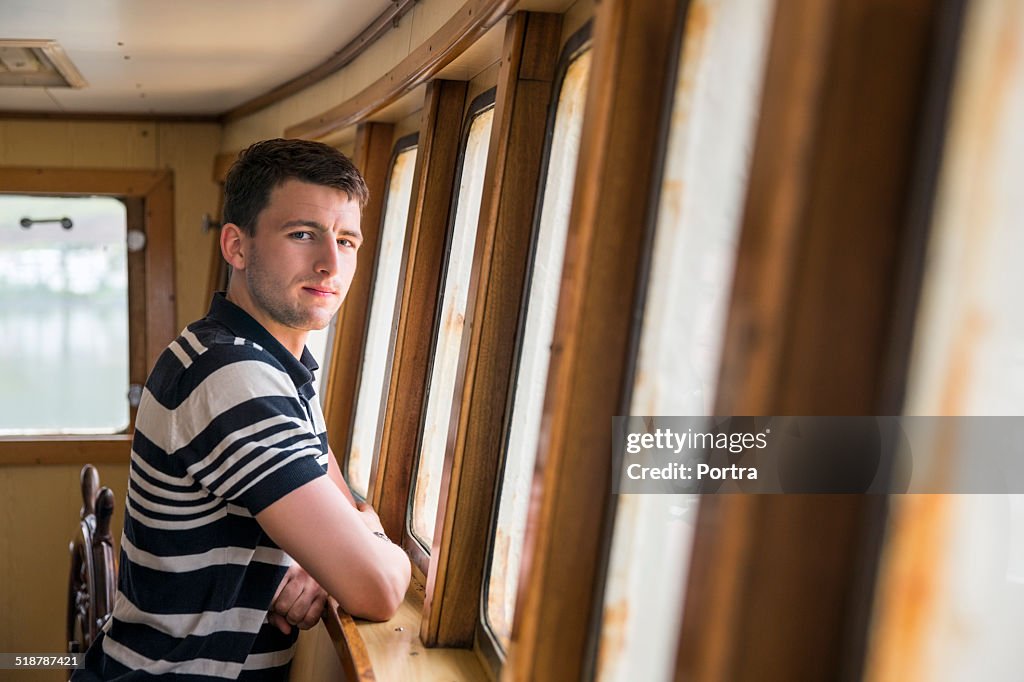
left=0, top=40, right=86, bottom=88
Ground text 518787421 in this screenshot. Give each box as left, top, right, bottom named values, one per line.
left=0, top=653, right=84, bottom=669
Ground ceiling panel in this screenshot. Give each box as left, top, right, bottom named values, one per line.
left=0, top=0, right=392, bottom=114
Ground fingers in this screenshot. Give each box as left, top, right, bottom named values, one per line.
left=268, top=612, right=292, bottom=636
left=269, top=564, right=328, bottom=632
left=288, top=594, right=326, bottom=629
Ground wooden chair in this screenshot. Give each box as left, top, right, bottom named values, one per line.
left=67, top=464, right=117, bottom=656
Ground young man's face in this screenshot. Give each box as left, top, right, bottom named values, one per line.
left=236, top=178, right=362, bottom=345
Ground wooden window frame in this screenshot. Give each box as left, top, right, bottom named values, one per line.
left=320, top=123, right=395, bottom=474
left=501, top=0, right=690, bottom=679
left=0, top=167, right=175, bottom=465
left=475, top=20, right=593, bottom=674
left=372, top=78, right=469, bottom=557
left=674, top=0, right=956, bottom=679
left=416, top=11, right=564, bottom=651
left=403, top=86, right=498, bottom=574
left=341, top=132, right=419, bottom=499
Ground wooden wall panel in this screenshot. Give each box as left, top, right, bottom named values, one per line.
left=0, top=119, right=223, bottom=330
left=157, top=124, right=224, bottom=326
left=0, top=462, right=129, bottom=680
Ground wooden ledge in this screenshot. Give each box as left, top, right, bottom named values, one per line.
left=0, top=436, right=132, bottom=466
left=324, top=580, right=488, bottom=681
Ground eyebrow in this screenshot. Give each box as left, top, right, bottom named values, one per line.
left=280, top=219, right=362, bottom=240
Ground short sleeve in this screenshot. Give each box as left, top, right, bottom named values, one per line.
left=135, top=343, right=327, bottom=514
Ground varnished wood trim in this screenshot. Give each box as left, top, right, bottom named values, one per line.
left=285, top=0, right=517, bottom=140
left=143, top=172, right=177, bottom=363
left=0, top=167, right=167, bottom=196
left=421, top=11, right=562, bottom=649
left=374, top=80, right=468, bottom=545
left=125, top=196, right=147, bottom=432
left=0, top=437, right=132, bottom=466
left=354, top=580, right=487, bottom=680
left=322, top=123, right=395, bottom=478
left=676, top=0, right=943, bottom=680
left=223, top=0, right=419, bottom=123
left=503, top=0, right=687, bottom=678
left=322, top=600, right=376, bottom=682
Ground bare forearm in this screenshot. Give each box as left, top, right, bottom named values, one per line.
left=256, top=477, right=410, bottom=621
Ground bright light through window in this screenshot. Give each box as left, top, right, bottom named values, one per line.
left=347, top=145, right=418, bottom=498
left=0, top=195, right=129, bottom=434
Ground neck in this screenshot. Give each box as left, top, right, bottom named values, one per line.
left=225, top=284, right=307, bottom=360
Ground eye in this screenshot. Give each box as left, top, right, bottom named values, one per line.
left=337, top=237, right=357, bottom=249
left=290, top=231, right=313, bottom=241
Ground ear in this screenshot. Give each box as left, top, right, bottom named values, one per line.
left=220, top=223, right=248, bottom=271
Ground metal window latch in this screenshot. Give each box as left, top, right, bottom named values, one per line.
left=128, top=384, right=143, bottom=407
left=20, top=216, right=72, bottom=229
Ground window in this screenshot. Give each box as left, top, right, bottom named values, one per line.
left=307, top=322, right=334, bottom=402
left=865, top=0, right=1024, bottom=674
left=346, top=137, right=419, bottom=498
left=410, top=92, right=496, bottom=550
left=482, top=38, right=592, bottom=651
left=0, top=194, right=129, bottom=435
left=592, top=0, right=775, bottom=678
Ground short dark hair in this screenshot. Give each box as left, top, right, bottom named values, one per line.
left=223, top=138, right=369, bottom=235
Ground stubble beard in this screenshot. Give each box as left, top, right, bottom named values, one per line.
left=246, top=247, right=337, bottom=332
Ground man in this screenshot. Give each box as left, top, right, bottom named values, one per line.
left=77, top=139, right=411, bottom=680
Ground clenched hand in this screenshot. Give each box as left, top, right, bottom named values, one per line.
left=268, top=563, right=328, bottom=635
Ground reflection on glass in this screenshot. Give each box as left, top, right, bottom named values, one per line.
left=484, top=49, right=592, bottom=650
left=347, top=146, right=418, bottom=498
left=0, top=195, right=129, bottom=434
left=411, top=106, right=495, bottom=549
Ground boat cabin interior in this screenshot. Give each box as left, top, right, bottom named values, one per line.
left=1, top=0, right=1023, bottom=679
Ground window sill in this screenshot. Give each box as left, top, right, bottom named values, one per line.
left=0, top=435, right=132, bottom=466
left=323, top=579, right=489, bottom=681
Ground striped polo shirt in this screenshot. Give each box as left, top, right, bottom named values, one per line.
left=78, top=293, right=329, bottom=681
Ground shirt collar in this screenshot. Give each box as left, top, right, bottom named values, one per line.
left=206, top=292, right=319, bottom=393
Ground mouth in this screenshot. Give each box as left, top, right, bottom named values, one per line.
left=302, top=285, right=338, bottom=297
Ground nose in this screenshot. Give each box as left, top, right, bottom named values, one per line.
left=314, top=237, right=342, bottom=277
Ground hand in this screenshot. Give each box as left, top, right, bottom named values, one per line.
left=356, top=500, right=387, bottom=536
left=268, top=563, right=328, bottom=635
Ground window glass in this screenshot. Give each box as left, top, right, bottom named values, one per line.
left=483, top=47, right=591, bottom=650
left=347, top=145, right=418, bottom=497
left=865, top=0, right=1024, bottom=676
left=307, top=321, right=333, bottom=401
left=411, top=105, right=495, bottom=549
left=0, top=195, right=129, bottom=434
left=593, top=0, right=775, bottom=679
